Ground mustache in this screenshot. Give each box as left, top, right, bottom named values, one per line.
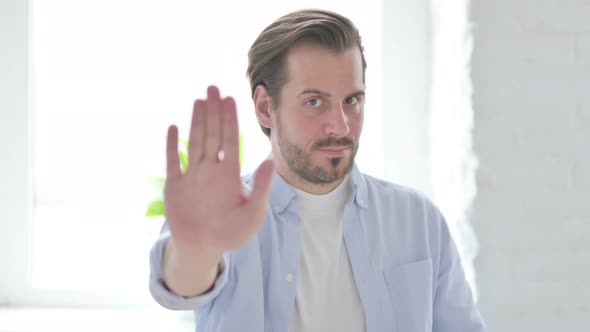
left=314, top=137, right=356, bottom=149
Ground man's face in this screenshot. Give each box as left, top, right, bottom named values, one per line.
left=270, top=43, right=365, bottom=185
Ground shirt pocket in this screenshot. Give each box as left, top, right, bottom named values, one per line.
left=382, top=259, right=433, bottom=332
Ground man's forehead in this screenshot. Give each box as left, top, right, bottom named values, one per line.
left=285, top=42, right=360, bottom=64
left=282, top=43, right=364, bottom=94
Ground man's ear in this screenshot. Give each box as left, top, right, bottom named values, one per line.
left=253, top=85, right=274, bottom=131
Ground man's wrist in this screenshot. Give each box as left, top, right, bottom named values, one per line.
left=166, top=238, right=223, bottom=272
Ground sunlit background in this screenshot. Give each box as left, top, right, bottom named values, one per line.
left=30, top=0, right=386, bottom=306
left=6, top=0, right=474, bottom=330
left=2, top=0, right=588, bottom=331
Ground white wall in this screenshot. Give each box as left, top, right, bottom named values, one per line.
left=0, top=0, right=32, bottom=304
left=471, top=0, right=590, bottom=330
left=383, top=0, right=432, bottom=196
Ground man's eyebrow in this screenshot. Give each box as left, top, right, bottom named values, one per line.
left=348, top=90, right=365, bottom=97
left=297, top=89, right=366, bottom=97
left=297, top=89, right=331, bottom=97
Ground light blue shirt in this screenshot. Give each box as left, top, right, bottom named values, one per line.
left=150, top=164, right=487, bottom=331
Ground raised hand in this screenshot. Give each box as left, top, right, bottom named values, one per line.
left=165, top=85, right=274, bottom=254
left=162, top=86, right=274, bottom=295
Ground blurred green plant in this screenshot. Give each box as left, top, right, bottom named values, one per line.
left=145, top=134, right=244, bottom=218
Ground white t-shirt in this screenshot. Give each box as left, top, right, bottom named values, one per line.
left=288, top=175, right=366, bottom=332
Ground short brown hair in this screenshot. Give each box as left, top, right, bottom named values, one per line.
left=247, top=9, right=367, bottom=137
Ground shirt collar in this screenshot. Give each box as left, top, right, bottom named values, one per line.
left=268, top=171, right=297, bottom=215
left=349, top=164, right=368, bottom=209
left=268, top=163, right=368, bottom=215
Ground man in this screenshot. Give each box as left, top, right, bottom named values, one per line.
left=150, top=9, right=487, bottom=332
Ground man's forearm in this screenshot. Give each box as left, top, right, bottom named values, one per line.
left=162, top=238, right=223, bottom=297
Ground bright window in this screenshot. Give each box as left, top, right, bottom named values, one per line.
left=27, top=0, right=384, bottom=307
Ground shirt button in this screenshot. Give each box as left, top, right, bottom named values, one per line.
left=286, top=273, right=294, bottom=282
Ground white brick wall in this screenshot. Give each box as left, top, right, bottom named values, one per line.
left=471, top=0, right=590, bottom=330
left=579, top=35, right=590, bottom=63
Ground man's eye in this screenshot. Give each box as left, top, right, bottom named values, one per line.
left=345, top=96, right=359, bottom=105
left=306, top=98, right=322, bottom=107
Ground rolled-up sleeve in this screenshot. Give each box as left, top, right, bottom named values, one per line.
left=149, top=230, right=230, bottom=310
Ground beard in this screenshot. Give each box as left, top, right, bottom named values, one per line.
left=277, top=130, right=358, bottom=185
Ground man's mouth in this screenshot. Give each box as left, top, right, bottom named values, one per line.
left=318, top=146, right=350, bottom=151
left=316, top=146, right=351, bottom=157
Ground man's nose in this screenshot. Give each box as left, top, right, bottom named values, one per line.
left=323, top=104, right=350, bottom=137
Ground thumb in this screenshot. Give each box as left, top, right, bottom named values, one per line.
left=248, top=159, right=275, bottom=208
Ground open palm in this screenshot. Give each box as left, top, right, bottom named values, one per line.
left=164, top=86, right=274, bottom=255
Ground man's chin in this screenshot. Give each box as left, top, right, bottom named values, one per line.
left=315, top=153, right=352, bottom=168
left=314, top=159, right=354, bottom=182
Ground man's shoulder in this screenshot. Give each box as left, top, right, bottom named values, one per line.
left=359, top=172, right=435, bottom=210
left=358, top=172, right=448, bottom=246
